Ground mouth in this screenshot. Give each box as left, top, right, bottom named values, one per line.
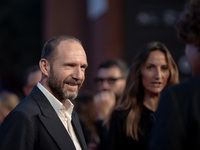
left=151, top=82, right=162, bottom=87
left=64, top=78, right=82, bottom=89
left=65, top=82, right=79, bottom=87
left=65, top=80, right=82, bottom=87
left=67, top=82, right=77, bottom=86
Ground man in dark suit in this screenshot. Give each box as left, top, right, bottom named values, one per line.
left=149, top=0, right=200, bottom=150
left=0, top=35, right=88, bottom=150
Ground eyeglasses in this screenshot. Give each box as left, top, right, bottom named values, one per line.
left=94, top=77, right=124, bottom=85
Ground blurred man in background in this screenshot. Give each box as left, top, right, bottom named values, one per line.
left=149, top=0, right=200, bottom=149
left=22, top=65, right=42, bottom=97
left=93, top=59, right=129, bottom=150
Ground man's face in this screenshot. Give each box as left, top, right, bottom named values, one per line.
left=47, top=40, right=88, bottom=101
left=96, top=66, right=126, bottom=99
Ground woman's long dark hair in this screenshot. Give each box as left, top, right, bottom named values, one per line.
left=106, top=41, right=179, bottom=140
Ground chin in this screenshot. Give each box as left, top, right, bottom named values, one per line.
left=150, top=90, right=162, bottom=95
left=68, top=92, right=78, bottom=100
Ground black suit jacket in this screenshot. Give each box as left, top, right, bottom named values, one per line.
left=0, top=86, right=88, bottom=150
left=149, top=75, right=200, bottom=150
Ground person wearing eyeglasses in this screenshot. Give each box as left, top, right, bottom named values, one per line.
left=105, top=41, right=179, bottom=150
left=95, top=59, right=128, bottom=100
left=93, top=59, right=129, bottom=150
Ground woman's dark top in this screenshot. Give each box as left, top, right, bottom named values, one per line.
left=107, top=106, right=155, bottom=150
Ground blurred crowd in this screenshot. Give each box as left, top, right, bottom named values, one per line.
left=0, top=65, right=42, bottom=126
left=0, top=0, right=200, bottom=150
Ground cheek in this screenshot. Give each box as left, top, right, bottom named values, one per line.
left=163, top=72, right=170, bottom=85
left=82, top=72, right=85, bottom=80
left=141, top=70, right=151, bottom=82
left=119, top=80, right=126, bottom=88
left=141, top=71, right=151, bottom=87
left=62, top=70, right=72, bottom=79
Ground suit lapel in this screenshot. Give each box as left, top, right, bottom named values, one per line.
left=31, top=86, right=76, bottom=150
left=38, top=115, right=76, bottom=150
left=72, top=110, right=88, bottom=150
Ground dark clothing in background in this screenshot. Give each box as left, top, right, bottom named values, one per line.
left=107, top=106, right=155, bottom=150
left=149, top=75, right=200, bottom=150
left=95, top=120, right=108, bottom=150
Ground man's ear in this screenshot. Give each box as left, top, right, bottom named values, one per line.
left=39, top=58, right=50, bottom=76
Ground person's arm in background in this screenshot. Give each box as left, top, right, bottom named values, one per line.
left=93, top=91, right=115, bottom=120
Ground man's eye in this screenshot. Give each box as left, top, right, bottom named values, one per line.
left=108, top=78, right=117, bottom=83
left=81, top=66, right=87, bottom=70
left=65, top=64, right=73, bottom=67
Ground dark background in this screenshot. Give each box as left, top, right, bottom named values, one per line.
left=0, top=0, right=190, bottom=97
left=0, top=0, right=41, bottom=96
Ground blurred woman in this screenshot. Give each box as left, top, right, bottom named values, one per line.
left=106, top=41, right=179, bottom=150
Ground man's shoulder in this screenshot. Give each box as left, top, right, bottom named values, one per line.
left=161, top=75, right=200, bottom=106
left=12, top=86, right=44, bottom=116
left=166, top=75, right=200, bottom=92
left=179, top=75, right=200, bottom=87
left=11, top=95, right=39, bottom=116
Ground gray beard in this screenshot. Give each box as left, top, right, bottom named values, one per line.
left=47, top=69, right=80, bottom=101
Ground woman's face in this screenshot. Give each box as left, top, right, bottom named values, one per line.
left=141, top=50, right=170, bottom=96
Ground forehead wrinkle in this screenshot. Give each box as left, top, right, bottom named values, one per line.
left=55, top=40, right=87, bottom=65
